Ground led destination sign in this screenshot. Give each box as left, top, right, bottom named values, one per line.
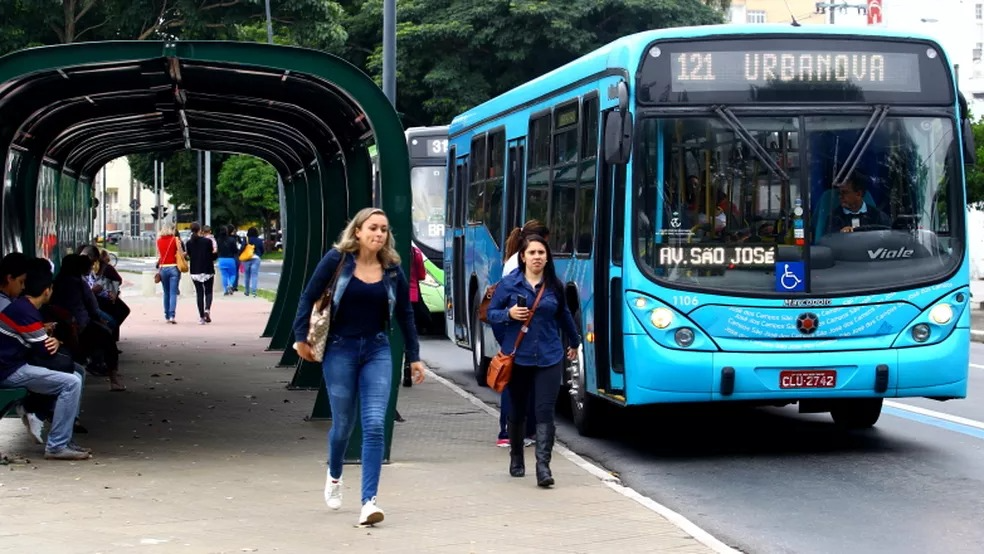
left=657, top=245, right=777, bottom=268
left=639, top=38, right=952, bottom=104
left=671, top=50, right=920, bottom=93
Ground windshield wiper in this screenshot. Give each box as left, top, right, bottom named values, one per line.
left=832, top=105, right=889, bottom=186
left=714, top=106, right=789, bottom=183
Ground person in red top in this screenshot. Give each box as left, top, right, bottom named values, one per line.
left=402, top=244, right=429, bottom=388
left=156, top=225, right=184, bottom=323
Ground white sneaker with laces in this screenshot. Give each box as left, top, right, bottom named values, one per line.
left=359, top=497, right=384, bottom=526
left=16, top=405, right=44, bottom=445
left=324, top=475, right=342, bottom=510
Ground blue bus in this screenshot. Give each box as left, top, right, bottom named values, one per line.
left=444, top=24, right=976, bottom=435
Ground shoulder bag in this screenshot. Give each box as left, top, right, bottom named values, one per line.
left=238, top=241, right=256, bottom=262
left=486, top=284, right=546, bottom=393
left=174, top=237, right=189, bottom=273
left=306, top=252, right=347, bottom=362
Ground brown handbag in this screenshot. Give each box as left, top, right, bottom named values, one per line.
left=486, top=284, right=546, bottom=393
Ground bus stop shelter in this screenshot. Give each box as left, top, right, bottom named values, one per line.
left=0, top=40, right=412, bottom=460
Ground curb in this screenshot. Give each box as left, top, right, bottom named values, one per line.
left=425, top=369, right=742, bottom=554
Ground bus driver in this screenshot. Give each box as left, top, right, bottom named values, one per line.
left=829, top=176, right=890, bottom=233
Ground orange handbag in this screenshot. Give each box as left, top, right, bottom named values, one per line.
left=486, top=285, right=545, bottom=392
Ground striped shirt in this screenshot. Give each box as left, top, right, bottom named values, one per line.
left=0, top=297, right=50, bottom=381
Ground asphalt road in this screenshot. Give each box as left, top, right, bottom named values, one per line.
left=115, top=257, right=283, bottom=292
left=419, top=336, right=984, bottom=554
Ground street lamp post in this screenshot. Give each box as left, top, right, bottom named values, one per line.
left=383, top=0, right=396, bottom=106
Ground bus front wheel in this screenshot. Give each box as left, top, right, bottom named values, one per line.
left=569, top=343, right=604, bottom=436
left=830, top=398, right=883, bottom=429
left=471, top=303, right=490, bottom=387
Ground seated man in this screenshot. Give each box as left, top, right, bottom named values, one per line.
left=0, top=260, right=90, bottom=460
left=829, top=176, right=890, bottom=233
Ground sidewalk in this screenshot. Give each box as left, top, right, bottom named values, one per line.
left=0, top=285, right=724, bottom=553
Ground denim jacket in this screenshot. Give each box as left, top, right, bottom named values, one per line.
left=487, top=270, right=580, bottom=367
left=292, top=248, right=420, bottom=363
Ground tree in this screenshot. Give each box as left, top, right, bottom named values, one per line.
left=0, top=1, right=348, bottom=55
left=216, top=154, right=280, bottom=226
left=340, top=0, right=724, bottom=126
left=966, top=117, right=984, bottom=206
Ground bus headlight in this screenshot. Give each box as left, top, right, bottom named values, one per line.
left=929, top=303, right=953, bottom=325
left=674, top=327, right=695, bottom=347
left=912, top=323, right=931, bottom=342
left=650, top=308, right=673, bottom=329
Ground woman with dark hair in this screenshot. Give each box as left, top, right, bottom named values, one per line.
left=50, top=254, right=123, bottom=390
left=242, top=227, right=264, bottom=297
left=215, top=226, right=240, bottom=295
left=493, top=220, right=548, bottom=447
left=486, top=235, right=580, bottom=487
left=186, top=222, right=217, bottom=324
left=502, top=219, right=549, bottom=276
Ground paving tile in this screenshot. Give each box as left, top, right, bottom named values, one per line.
left=0, top=290, right=714, bottom=553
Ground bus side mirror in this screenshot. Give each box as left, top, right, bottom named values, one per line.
left=963, top=118, right=977, bottom=168
left=604, top=111, right=633, bottom=165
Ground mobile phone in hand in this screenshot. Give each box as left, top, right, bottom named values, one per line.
left=517, top=295, right=527, bottom=308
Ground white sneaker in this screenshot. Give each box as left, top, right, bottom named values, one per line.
left=15, top=405, right=44, bottom=445
left=324, top=475, right=342, bottom=510
left=359, top=497, right=384, bottom=526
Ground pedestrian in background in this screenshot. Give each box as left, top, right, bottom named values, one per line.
left=292, top=207, right=426, bottom=526
left=215, top=226, right=239, bottom=295
left=241, top=227, right=264, bottom=297
left=185, top=222, right=217, bottom=324
left=487, top=234, right=580, bottom=488
left=155, top=225, right=183, bottom=324
left=402, top=243, right=428, bottom=387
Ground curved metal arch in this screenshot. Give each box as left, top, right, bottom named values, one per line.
left=185, top=113, right=316, bottom=165
left=20, top=90, right=167, bottom=151
left=47, top=113, right=173, bottom=159
left=186, top=92, right=343, bottom=158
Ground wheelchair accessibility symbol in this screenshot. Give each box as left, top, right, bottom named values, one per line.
left=776, top=262, right=805, bottom=292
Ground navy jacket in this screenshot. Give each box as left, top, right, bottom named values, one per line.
left=292, top=248, right=420, bottom=363
left=487, top=270, right=580, bottom=367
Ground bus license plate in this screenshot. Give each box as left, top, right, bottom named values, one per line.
left=779, top=370, right=836, bottom=389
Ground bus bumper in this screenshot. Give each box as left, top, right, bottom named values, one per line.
left=624, top=330, right=969, bottom=405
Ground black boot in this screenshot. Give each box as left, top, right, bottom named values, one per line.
left=508, top=418, right=526, bottom=477
left=535, top=422, right=555, bottom=487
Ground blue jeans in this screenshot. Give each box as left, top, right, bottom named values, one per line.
left=242, top=257, right=260, bottom=295
left=323, top=332, right=392, bottom=504
left=1, top=364, right=82, bottom=452
left=217, top=258, right=237, bottom=292
left=160, top=266, right=180, bottom=320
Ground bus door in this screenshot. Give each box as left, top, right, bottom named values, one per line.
left=451, top=155, right=470, bottom=344
left=505, top=139, right=526, bottom=235
left=593, top=110, right=626, bottom=396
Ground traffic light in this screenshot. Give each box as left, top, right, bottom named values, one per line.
left=150, top=206, right=168, bottom=220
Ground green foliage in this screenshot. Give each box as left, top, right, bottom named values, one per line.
left=216, top=154, right=280, bottom=224
left=0, top=1, right=347, bottom=55
left=965, top=116, right=984, bottom=206
left=341, top=0, right=724, bottom=126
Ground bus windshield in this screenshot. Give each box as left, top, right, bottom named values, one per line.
left=411, top=165, right=447, bottom=252
left=634, top=113, right=963, bottom=295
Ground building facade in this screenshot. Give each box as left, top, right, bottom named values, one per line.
left=93, top=157, right=173, bottom=238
